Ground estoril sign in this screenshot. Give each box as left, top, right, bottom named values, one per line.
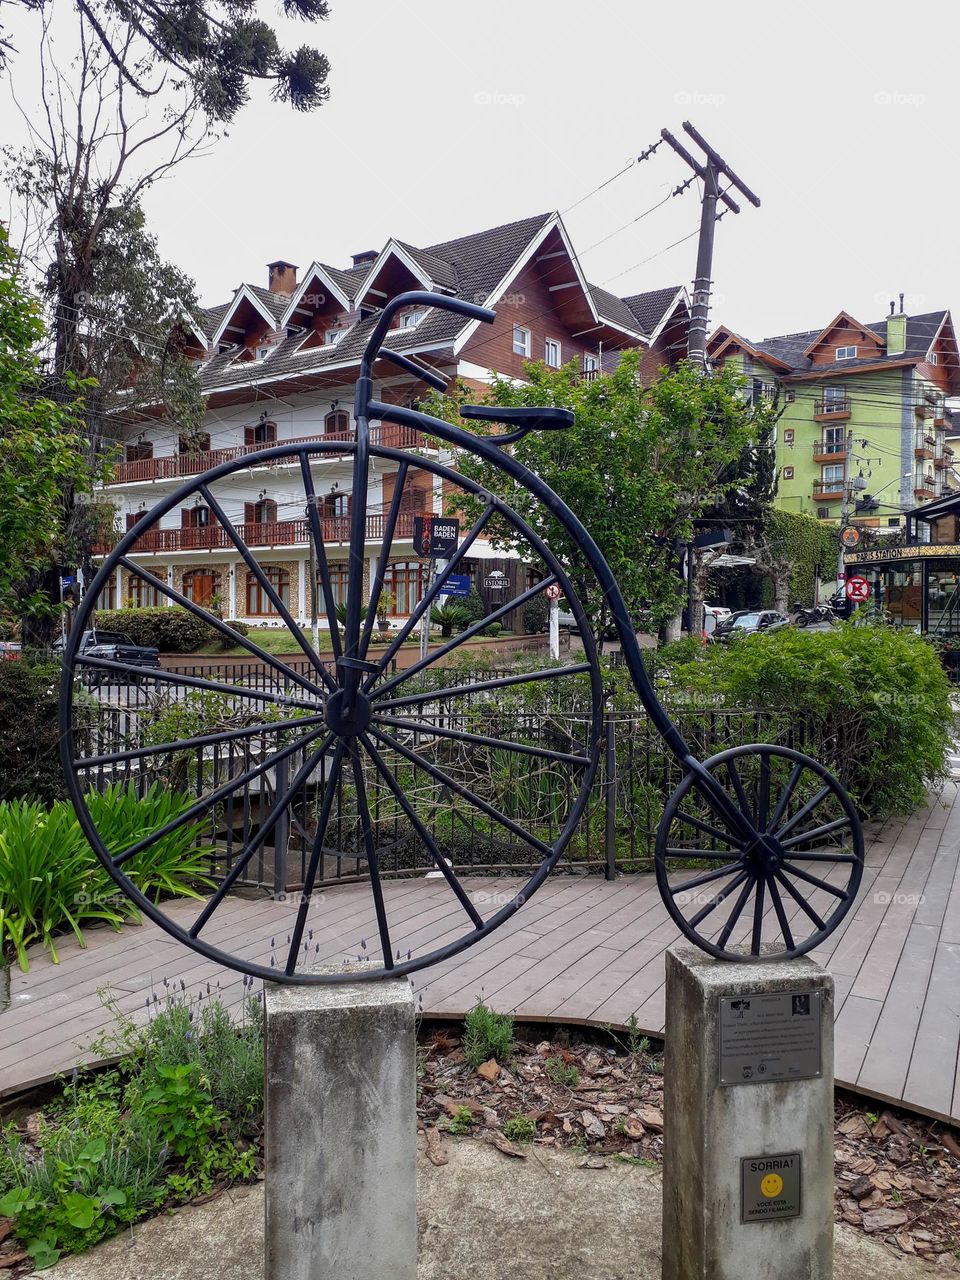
left=844, top=542, right=960, bottom=565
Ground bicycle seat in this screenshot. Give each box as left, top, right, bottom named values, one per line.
left=460, top=404, right=574, bottom=431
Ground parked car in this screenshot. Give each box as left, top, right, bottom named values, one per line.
left=56, top=630, right=161, bottom=685
left=711, top=610, right=787, bottom=642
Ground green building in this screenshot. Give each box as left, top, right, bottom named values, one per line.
left=707, top=305, right=959, bottom=529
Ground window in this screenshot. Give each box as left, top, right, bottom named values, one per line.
left=183, top=569, right=220, bottom=608
left=928, top=350, right=939, bottom=365
left=583, top=353, right=599, bottom=374
left=125, top=441, right=153, bottom=462
left=255, top=345, right=272, bottom=361
left=245, top=566, right=290, bottom=616
left=181, top=505, right=210, bottom=528
left=245, top=420, right=277, bottom=447
left=822, top=464, right=844, bottom=485
left=544, top=338, right=561, bottom=368
left=244, top=499, right=277, bottom=526
left=178, top=433, right=211, bottom=454
left=835, top=345, right=857, bottom=360
left=823, top=386, right=846, bottom=409
left=383, top=561, right=430, bottom=616
left=782, top=428, right=795, bottom=444
left=126, top=573, right=163, bottom=608
left=400, top=310, right=424, bottom=329
left=782, top=466, right=795, bottom=479
left=324, top=410, right=350, bottom=438
left=326, top=329, right=344, bottom=345
left=512, top=325, right=531, bottom=357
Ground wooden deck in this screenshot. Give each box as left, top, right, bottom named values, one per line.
left=4, top=784, right=960, bottom=1124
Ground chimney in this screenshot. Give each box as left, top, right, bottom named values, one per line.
left=351, top=249, right=378, bottom=270
left=267, top=261, right=298, bottom=295
left=886, top=293, right=907, bottom=356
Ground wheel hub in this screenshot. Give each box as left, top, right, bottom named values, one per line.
left=324, top=688, right=372, bottom=738
left=744, top=833, right=784, bottom=874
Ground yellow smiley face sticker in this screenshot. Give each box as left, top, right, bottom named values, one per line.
left=760, top=1173, right=784, bottom=1198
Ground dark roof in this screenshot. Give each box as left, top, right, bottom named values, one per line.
left=739, top=310, right=951, bottom=376
left=621, top=286, right=685, bottom=336
left=197, top=211, right=662, bottom=393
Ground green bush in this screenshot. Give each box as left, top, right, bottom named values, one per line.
left=213, top=619, right=250, bottom=649
left=673, top=622, right=955, bottom=817
left=502, top=1112, right=536, bottom=1142
left=0, top=783, right=212, bottom=971
left=93, top=607, right=209, bottom=653
left=459, top=588, right=487, bottom=625
left=431, top=602, right=471, bottom=637
left=463, top=997, right=515, bottom=1066
left=0, top=661, right=65, bottom=804
left=522, top=591, right=549, bottom=634
left=1, top=989, right=263, bottom=1268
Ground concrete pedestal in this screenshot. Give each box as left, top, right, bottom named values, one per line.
left=662, top=942, right=835, bottom=1280
left=264, top=972, right=417, bottom=1280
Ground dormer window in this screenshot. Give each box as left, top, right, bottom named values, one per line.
left=218, top=343, right=233, bottom=355
left=836, top=345, right=857, bottom=360
left=928, top=349, right=938, bottom=365
left=400, top=310, right=425, bottom=329
left=255, top=345, right=272, bottom=361
left=326, top=329, right=344, bottom=346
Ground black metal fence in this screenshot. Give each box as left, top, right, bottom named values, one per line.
left=75, top=660, right=834, bottom=893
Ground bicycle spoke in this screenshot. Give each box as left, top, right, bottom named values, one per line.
left=768, top=762, right=805, bottom=833
left=717, top=875, right=756, bottom=949
left=372, top=712, right=590, bottom=767
left=115, top=556, right=325, bottom=699
left=358, top=459, right=409, bottom=661
left=767, top=875, right=795, bottom=951
left=198, top=484, right=337, bottom=690
left=750, top=875, right=766, bottom=956
left=773, top=869, right=827, bottom=931
left=782, top=861, right=849, bottom=901
left=375, top=663, right=592, bottom=711
left=369, top=726, right=551, bottom=855
left=75, top=656, right=322, bottom=711
left=189, top=736, right=333, bottom=938
left=779, top=817, right=852, bottom=850
left=675, top=810, right=743, bottom=848
left=688, top=870, right=750, bottom=929
left=757, top=753, right=771, bottom=829
left=371, top=574, right=558, bottom=701
left=664, top=848, right=749, bottom=861
left=724, top=757, right=751, bottom=816
left=360, top=733, right=484, bottom=929
left=775, top=785, right=831, bottom=839
left=365, top=503, right=496, bottom=682
left=284, top=740, right=347, bottom=974
left=348, top=743, right=393, bottom=968
left=668, top=861, right=743, bottom=896
left=114, top=726, right=330, bottom=866
left=300, top=456, right=344, bottom=665
left=75, top=713, right=327, bottom=769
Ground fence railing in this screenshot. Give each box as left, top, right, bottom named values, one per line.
left=75, top=668, right=834, bottom=892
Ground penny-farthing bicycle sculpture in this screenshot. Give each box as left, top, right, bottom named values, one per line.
left=60, top=291, right=863, bottom=982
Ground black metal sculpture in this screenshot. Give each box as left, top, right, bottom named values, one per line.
left=59, top=291, right=863, bottom=981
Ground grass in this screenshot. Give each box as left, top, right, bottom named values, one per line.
left=462, top=997, right=515, bottom=1067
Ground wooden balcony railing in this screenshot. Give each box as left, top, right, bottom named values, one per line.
left=108, top=424, right=427, bottom=485
left=93, top=511, right=427, bottom=556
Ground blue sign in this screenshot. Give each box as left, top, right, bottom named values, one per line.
left=61, top=576, right=76, bottom=586
left=438, top=573, right=471, bottom=598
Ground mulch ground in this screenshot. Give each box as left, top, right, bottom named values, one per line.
left=417, top=1025, right=960, bottom=1271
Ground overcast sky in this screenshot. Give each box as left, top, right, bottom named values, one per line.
left=5, top=0, right=959, bottom=340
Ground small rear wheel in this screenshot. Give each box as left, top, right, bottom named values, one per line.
left=655, top=744, right=863, bottom=961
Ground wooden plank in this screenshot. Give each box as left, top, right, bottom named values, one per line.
left=906, top=941, right=960, bottom=1120
left=857, top=923, right=939, bottom=1103
left=834, top=995, right=883, bottom=1085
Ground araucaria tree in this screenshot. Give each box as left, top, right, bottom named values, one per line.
left=426, top=351, right=779, bottom=639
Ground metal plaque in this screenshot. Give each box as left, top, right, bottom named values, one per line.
left=741, top=1152, right=802, bottom=1223
left=719, top=991, right=821, bottom=1086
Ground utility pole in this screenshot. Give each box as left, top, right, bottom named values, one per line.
left=659, top=122, right=761, bottom=366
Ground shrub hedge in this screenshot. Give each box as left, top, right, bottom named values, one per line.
left=0, top=661, right=64, bottom=804
left=92, top=608, right=210, bottom=653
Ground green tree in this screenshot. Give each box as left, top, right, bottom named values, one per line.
left=0, top=227, right=93, bottom=627
left=425, top=352, right=777, bottom=639
left=2, top=1, right=332, bottom=118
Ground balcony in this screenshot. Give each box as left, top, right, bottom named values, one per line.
left=108, top=424, right=427, bottom=485
left=813, top=479, right=845, bottom=501
left=93, top=511, right=428, bottom=557
left=935, top=451, right=954, bottom=470
left=812, top=438, right=846, bottom=462
left=813, top=396, right=850, bottom=421
left=914, top=436, right=935, bottom=460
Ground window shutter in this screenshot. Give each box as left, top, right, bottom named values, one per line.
left=244, top=427, right=255, bottom=447
left=181, top=508, right=191, bottom=528
left=244, top=502, right=256, bottom=524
